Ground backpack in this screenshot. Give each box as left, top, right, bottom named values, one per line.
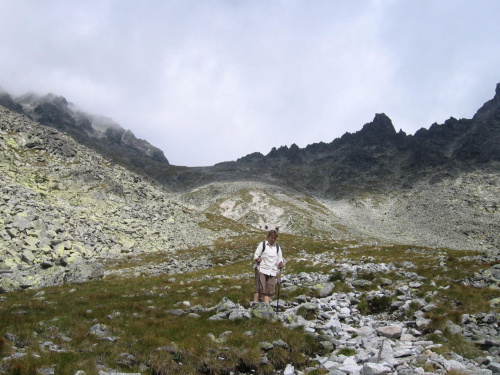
left=260, top=241, right=280, bottom=254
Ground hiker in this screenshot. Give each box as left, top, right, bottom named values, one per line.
left=252, top=229, right=284, bottom=305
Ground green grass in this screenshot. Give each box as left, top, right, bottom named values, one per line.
left=357, top=294, right=393, bottom=315
left=1, top=233, right=498, bottom=373
left=0, top=247, right=321, bottom=374
left=337, top=348, right=356, bottom=356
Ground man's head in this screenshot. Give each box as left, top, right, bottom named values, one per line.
left=267, top=229, right=278, bottom=245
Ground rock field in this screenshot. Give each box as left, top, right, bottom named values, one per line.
left=0, top=107, right=218, bottom=292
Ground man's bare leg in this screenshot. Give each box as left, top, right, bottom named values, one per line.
left=254, top=292, right=260, bottom=303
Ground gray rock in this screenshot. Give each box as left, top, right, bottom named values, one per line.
left=251, top=303, right=277, bottom=321
left=361, top=362, right=392, bottom=375
left=216, top=297, right=237, bottom=312
left=284, top=364, right=295, bottom=375
left=352, top=279, right=373, bottom=287
left=312, top=282, right=335, bottom=297
left=63, top=260, right=104, bottom=284
left=89, top=324, right=110, bottom=337
left=116, top=352, right=138, bottom=368
left=376, top=325, right=402, bottom=339
left=377, top=340, right=394, bottom=362
left=228, top=307, right=251, bottom=320
left=259, top=341, right=274, bottom=351
left=415, top=317, right=431, bottom=328
left=488, top=361, right=500, bottom=374
left=445, top=320, right=463, bottom=335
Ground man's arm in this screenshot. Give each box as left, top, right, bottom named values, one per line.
left=254, top=242, right=265, bottom=262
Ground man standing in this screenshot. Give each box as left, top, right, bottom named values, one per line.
left=253, top=229, right=284, bottom=304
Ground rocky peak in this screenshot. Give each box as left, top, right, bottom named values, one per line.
left=0, top=89, right=169, bottom=167
left=0, top=90, right=24, bottom=114
left=358, top=113, right=397, bottom=140
left=472, top=82, right=500, bottom=122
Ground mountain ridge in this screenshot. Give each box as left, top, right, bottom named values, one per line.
left=0, top=89, right=169, bottom=170
left=0, top=84, right=498, bottom=254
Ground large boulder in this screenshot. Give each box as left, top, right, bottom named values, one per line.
left=251, top=303, right=278, bottom=321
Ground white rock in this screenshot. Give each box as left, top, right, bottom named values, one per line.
left=377, top=340, right=394, bottom=362
left=361, top=362, right=392, bottom=375
left=283, top=363, right=295, bottom=375
left=376, top=325, right=402, bottom=339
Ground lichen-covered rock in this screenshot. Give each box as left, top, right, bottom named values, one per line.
left=251, top=303, right=277, bottom=321
left=216, top=297, right=237, bottom=312
left=312, top=282, right=335, bottom=297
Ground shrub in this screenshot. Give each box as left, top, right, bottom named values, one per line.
left=8, top=361, right=37, bottom=375
left=403, top=301, right=422, bottom=319
left=237, top=348, right=260, bottom=372
left=333, top=282, right=352, bottom=293
left=368, top=296, right=392, bottom=313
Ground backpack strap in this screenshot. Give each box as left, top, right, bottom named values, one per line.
left=261, top=241, right=280, bottom=254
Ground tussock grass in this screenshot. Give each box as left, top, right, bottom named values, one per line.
left=357, top=294, right=393, bottom=315
left=1, top=231, right=498, bottom=373
left=337, top=348, right=356, bottom=356
left=0, top=246, right=318, bottom=374
left=427, top=332, right=484, bottom=360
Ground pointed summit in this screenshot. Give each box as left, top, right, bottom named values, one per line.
left=357, top=113, right=396, bottom=141
left=472, top=82, right=500, bottom=121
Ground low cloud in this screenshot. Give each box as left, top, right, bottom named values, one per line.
left=1, top=1, right=499, bottom=166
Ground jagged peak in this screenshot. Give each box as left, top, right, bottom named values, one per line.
left=236, top=151, right=264, bottom=163
left=472, top=82, right=500, bottom=121
left=358, top=113, right=396, bottom=137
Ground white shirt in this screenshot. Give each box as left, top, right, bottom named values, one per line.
left=254, top=240, right=284, bottom=276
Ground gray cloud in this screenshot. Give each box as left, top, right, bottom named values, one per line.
left=1, top=1, right=499, bottom=166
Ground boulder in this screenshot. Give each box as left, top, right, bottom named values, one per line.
left=251, top=303, right=277, bottom=321
left=376, top=325, right=403, bottom=339
left=312, top=282, right=335, bottom=297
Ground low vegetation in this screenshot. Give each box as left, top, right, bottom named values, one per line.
left=1, top=233, right=498, bottom=374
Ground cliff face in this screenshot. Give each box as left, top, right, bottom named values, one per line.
left=150, top=85, right=499, bottom=252
left=4, top=91, right=169, bottom=171
left=225, top=85, right=500, bottom=197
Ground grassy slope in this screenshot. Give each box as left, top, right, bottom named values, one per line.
left=1, top=231, right=498, bottom=374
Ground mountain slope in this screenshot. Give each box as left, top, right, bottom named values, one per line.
left=1, top=84, right=499, bottom=256
left=168, top=84, right=500, bottom=251
left=0, top=106, right=245, bottom=292
left=5, top=90, right=169, bottom=173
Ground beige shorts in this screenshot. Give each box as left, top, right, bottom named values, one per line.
left=255, top=269, right=276, bottom=297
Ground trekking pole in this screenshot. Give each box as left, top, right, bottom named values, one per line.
left=257, top=267, right=262, bottom=304
left=275, top=268, right=282, bottom=313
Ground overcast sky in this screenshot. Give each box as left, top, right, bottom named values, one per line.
left=1, top=1, right=499, bottom=166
